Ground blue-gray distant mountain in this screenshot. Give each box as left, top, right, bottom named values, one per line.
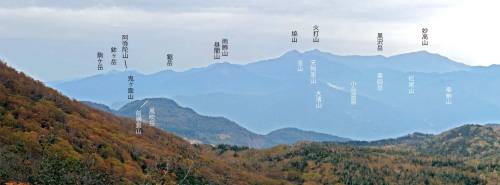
left=82, top=98, right=349, bottom=148
left=81, top=101, right=118, bottom=114
left=266, top=127, right=350, bottom=145
left=51, top=50, right=500, bottom=140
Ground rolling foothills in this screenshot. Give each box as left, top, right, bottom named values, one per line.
left=0, top=62, right=499, bottom=184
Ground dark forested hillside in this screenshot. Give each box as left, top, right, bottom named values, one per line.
left=212, top=124, right=500, bottom=184
left=0, top=62, right=285, bottom=184
left=417, top=124, right=500, bottom=159
left=346, top=124, right=500, bottom=160
left=216, top=142, right=499, bottom=185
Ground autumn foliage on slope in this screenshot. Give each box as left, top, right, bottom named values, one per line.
left=216, top=142, right=498, bottom=185
left=0, top=62, right=286, bottom=184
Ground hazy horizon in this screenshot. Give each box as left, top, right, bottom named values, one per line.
left=12, top=49, right=473, bottom=83
left=1, top=0, right=500, bottom=82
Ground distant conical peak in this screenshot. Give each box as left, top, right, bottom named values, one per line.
left=281, top=49, right=302, bottom=57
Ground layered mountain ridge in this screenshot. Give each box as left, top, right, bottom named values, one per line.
left=82, top=99, right=350, bottom=148
left=51, top=49, right=500, bottom=140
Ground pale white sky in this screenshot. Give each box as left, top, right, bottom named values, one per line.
left=0, top=0, right=499, bottom=81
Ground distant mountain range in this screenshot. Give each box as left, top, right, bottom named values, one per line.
left=50, top=50, right=500, bottom=140
left=2, top=60, right=499, bottom=184
left=82, top=98, right=350, bottom=148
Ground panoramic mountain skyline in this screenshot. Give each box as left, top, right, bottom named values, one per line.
left=50, top=49, right=500, bottom=140
left=2, top=0, right=500, bottom=82
left=2, top=1, right=499, bottom=184
left=2, top=59, right=497, bottom=184
left=48, top=49, right=470, bottom=84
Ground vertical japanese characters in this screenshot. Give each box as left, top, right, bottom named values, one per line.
left=310, top=60, right=317, bottom=85
left=122, top=35, right=129, bottom=68
left=409, top=75, right=415, bottom=95
left=446, top=86, right=453, bottom=105
left=214, top=42, right=221, bottom=60
left=377, top=33, right=383, bottom=51
left=297, top=60, right=303, bottom=72
left=316, top=90, right=322, bottom=109
left=351, top=82, right=357, bottom=105
left=167, top=54, right=173, bottom=66
left=214, top=38, right=229, bottom=60
left=313, top=25, right=319, bottom=43
left=422, top=28, right=429, bottom=46
left=291, top=30, right=298, bottom=43
left=149, top=106, right=156, bottom=127
left=111, top=46, right=117, bottom=65
left=377, top=73, right=384, bottom=91
left=222, top=39, right=229, bottom=56
left=135, top=109, right=142, bottom=135
left=97, top=52, right=103, bottom=70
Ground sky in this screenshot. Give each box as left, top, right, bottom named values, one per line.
left=0, top=0, right=499, bottom=81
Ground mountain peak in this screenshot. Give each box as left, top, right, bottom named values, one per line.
left=385, top=50, right=470, bottom=72
left=281, top=49, right=302, bottom=58
left=303, top=49, right=328, bottom=55
left=207, top=61, right=241, bottom=68
left=391, top=50, right=449, bottom=60
left=271, top=127, right=302, bottom=132
left=414, top=50, right=431, bottom=54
